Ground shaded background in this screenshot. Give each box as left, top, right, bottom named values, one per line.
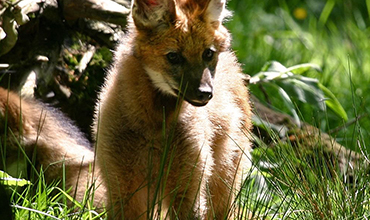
left=0, top=0, right=369, bottom=152
left=227, top=0, right=370, bottom=152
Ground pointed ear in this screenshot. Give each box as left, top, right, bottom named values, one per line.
left=204, top=0, right=230, bottom=26
left=131, top=0, right=176, bottom=30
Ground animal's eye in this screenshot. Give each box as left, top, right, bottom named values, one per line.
left=166, top=52, right=183, bottom=65
left=202, top=48, right=215, bottom=62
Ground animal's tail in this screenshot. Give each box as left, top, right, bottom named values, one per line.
left=0, top=87, right=106, bottom=209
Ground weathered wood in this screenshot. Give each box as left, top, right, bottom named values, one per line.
left=0, top=0, right=128, bottom=92
left=62, top=0, right=130, bottom=26
left=252, top=95, right=364, bottom=176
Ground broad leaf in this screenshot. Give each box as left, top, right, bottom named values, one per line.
left=276, top=77, right=326, bottom=111
left=261, top=61, right=288, bottom=72
left=251, top=61, right=347, bottom=121
left=286, top=63, right=322, bottom=75
left=276, top=86, right=301, bottom=126
left=318, top=83, right=348, bottom=121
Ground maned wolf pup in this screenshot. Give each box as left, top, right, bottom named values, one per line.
left=94, top=0, right=252, bottom=219
left=0, top=0, right=251, bottom=219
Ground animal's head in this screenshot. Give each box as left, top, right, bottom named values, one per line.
left=131, top=0, right=231, bottom=106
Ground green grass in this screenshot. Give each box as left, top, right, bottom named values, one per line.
left=2, top=173, right=93, bottom=219
left=2, top=0, right=370, bottom=219
left=2, top=129, right=370, bottom=219
left=227, top=0, right=370, bottom=153
left=224, top=1, right=370, bottom=218
left=246, top=144, right=370, bottom=219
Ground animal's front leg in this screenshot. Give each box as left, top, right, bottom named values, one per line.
left=162, top=146, right=213, bottom=220
left=207, top=139, right=249, bottom=219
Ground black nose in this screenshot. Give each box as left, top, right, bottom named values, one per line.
left=196, top=88, right=213, bottom=102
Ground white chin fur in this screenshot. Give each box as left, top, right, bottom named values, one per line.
left=144, top=67, right=177, bottom=96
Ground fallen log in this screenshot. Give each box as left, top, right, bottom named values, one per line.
left=252, top=95, right=365, bottom=178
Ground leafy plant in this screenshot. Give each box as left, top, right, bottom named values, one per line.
left=227, top=0, right=370, bottom=151
left=250, top=61, right=348, bottom=126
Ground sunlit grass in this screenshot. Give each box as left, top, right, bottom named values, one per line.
left=3, top=120, right=369, bottom=219
left=227, top=0, right=370, bottom=152
left=1, top=1, right=370, bottom=219
left=2, top=162, right=104, bottom=219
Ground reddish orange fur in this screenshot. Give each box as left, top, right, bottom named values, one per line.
left=95, top=0, right=252, bottom=219
left=0, top=88, right=106, bottom=208
left=0, top=0, right=252, bottom=219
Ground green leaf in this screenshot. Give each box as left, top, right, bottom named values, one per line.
left=277, top=86, right=301, bottom=126
left=318, top=83, right=348, bottom=121
left=262, top=61, right=288, bottom=72
left=0, top=170, right=31, bottom=187
left=319, top=0, right=336, bottom=26
left=250, top=61, right=321, bottom=84
left=250, top=61, right=287, bottom=83
left=286, top=63, right=322, bottom=75
left=252, top=61, right=346, bottom=121
left=276, top=77, right=326, bottom=111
